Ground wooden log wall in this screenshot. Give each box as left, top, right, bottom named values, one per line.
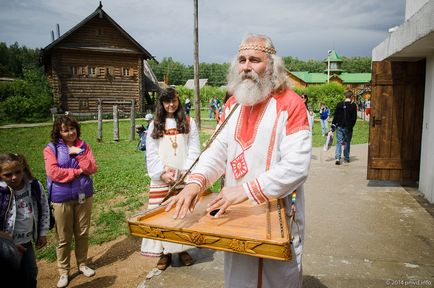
left=46, top=14, right=148, bottom=114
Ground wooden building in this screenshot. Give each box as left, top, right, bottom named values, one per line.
left=287, top=49, right=371, bottom=96
left=41, top=3, right=159, bottom=115
left=371, top=0, right=434, bottom=203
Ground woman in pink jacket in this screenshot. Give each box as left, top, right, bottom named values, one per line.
left=43, top=115, right=97, bottom=288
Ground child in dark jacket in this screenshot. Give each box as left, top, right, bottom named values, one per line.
left=0, top=153, right=49, bottom=288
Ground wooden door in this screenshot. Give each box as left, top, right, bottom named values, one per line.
left=367, top=60, right=425, bottom=181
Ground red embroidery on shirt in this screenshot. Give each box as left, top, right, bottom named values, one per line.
left=234, top=99, right=269, bottom=151
left=272, top=89, right=309, bottom=136
left=230, top=152, right=248, bottom=180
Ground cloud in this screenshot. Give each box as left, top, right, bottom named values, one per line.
left=0, top=0, right=405, bottom=64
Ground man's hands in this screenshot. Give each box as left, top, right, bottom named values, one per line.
left=164, top=184, right=248, bottom=219
left=206, top=185, right=248, bottom=218
left=164, top=183, right=202, bottom=219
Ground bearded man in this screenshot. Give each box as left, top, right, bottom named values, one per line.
left=165, top=34, right=311, bottom=288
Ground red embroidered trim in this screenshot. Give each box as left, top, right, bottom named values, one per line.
left=187, top=173, right=208, bottom=189
left=272, top=89, right=310, bottom=136
left=234, top=100, right=269, bottom=151
left=266, top=110, right=281, bottom=169
left=250, top=179, right=268, bottom=204
left=246, top=182, right=259, bottom=204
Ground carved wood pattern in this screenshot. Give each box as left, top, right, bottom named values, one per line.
left=174, top=231, right=220, bottom=245
left=229, top=239, right=262, bottom=254
left=137, top=225, right=165, bottom=239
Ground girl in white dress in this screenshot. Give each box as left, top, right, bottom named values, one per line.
left=140, top=88, right=200, bottom=270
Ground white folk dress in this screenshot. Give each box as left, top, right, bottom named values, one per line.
left=187, top=89, right=312, bottom=288
left=140, top=117, right=201, bottom=257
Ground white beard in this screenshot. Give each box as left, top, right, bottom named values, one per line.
left=228, top=70, right=273, bottom=106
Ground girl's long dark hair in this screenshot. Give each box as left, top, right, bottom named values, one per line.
left=151, top=88, right=190, bottom=139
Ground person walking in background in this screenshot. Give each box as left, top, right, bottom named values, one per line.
left=141, top=87, right=200, bottom=270
left=209, top=96, right=217, bottom=119
left=308, top=107, right=316, bottom=130
left=144, top=113, right=154, bottom=130
left=332, top=90, right=358, bottom=165
left=365, top=98, right=371, bottom=118
left=136, top=114, right=154, bottom=152
left=0, top=153, right=50, bottom=288
left=165, top=33, right=311, bottom=288
left=44, top=115, right=97, bottom=288
left=319, top=103, right=330, bottom=136
left=184, top=97, right=192, bottom=116
left=136, top=124, right=147, bottom=152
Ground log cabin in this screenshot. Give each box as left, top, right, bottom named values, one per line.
left=41, top=2, right=159, bottom=115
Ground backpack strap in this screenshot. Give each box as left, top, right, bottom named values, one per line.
left=0, top=186, right=13, bottom=231
left=46, top=142, right=58, bottom=203
left=30, top=180, right=43, bottom=239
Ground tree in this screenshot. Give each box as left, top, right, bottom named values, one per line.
left=341, top=56, right=371, bottom=73
left=0, top=42, right=40, bottom=78
left=294, top=83, right=345, bottom=115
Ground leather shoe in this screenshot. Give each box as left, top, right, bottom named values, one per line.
left=157, top=253, right=171, bottom=270
left=179, top=251, right=194, bottom=266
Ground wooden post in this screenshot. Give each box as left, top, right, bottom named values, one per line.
left=193, top=0, right=201, bottom=130
left=97, top=99, right=103, bottom=142
left=113, top=105, right=119, bottom=142
left=130, top=99, right=135, bottom=141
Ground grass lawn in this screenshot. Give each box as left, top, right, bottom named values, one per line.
left=0, top=117, right=368, bottom=261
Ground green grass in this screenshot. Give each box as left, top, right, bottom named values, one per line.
left=311, top=119, right=369, bottom=147
left=0, top=117, right=368, bottom=261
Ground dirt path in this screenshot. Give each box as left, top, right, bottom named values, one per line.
left=37, top=235, right=156, bottom=288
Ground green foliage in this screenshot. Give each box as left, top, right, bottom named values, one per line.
left=148, top=58, right=230, bottom=87
left=0, top=42, right=40, bottom=78
left=283, top=56, right=325, bottom=72
left=0, top=67, right=53, bottom=123
left=341, top=56, right=372, bottom=73
left=175, top=84, right=226, bottom=107
left=294, top=82, right=345, bottom=114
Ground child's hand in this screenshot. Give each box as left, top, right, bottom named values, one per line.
left=15, top=243, right=27, bottom=254
left=160, top=172, right=175, bottom=185
left=159, top=166, right=174, bottom=184
left=331, top=124, right=336, bottom=132
left=36, top=236, right=47, bottom=249
left=68, top=146, right=83, bottom=155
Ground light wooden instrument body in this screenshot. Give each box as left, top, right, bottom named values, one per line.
left=128, top=192, right=292, bottom=261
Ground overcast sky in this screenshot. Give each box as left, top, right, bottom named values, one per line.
left=0, top=0, right=406, bottom=65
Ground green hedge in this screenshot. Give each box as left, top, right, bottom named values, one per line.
left=0, top=68, right=52, bottom=123
left=294, top=82, right=345, bottom=115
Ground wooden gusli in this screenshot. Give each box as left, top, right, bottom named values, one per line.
left=128, top=191, right=292, bottom=261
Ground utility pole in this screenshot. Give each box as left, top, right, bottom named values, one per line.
left=327, top=50, right=331, bottom=83
left=193, top=0, right=201, bottom=129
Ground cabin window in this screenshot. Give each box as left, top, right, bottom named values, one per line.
left=71, top=66, right=78, bottom=76
left=122, top=67, right=130, bottom=76
left=79, top=99, right=89, bottom=110
left=97, top=27, right=104, bottom=35
left=106, top=66, right=114, bottom=76
left=88, top=66, right=96, bottom=77
left=331, top=63, right=338, bottom=69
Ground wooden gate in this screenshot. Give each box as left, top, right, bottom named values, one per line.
left=367, top=60, right=425, bottom=181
